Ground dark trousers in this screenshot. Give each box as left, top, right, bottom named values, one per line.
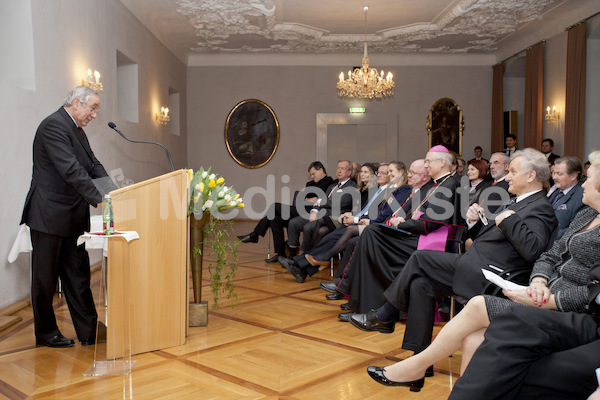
left=450, top=307, right=600, bottom=400
left=342, top=224, right=419, bottom=314
left=253, top=202, right=299, bottom=255
left=383, top=250, right=458, bottom=352
left=30, top=229, right=97, bottom=341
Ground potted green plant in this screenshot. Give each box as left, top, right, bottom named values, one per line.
left=188, top=167, right=244, bottom=325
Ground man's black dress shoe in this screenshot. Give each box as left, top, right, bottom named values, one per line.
left=319, top=281, right=338, bottom=293
left=338, top=311, right=354, bottom=322
left=265, top=254, right=282, bottom=263
left=81, top=338, right=96, bottom=346
left=278, top=256, right=307, bottom=283
left=237, top=232, right=258, bottom=243
left=367, top=366, right=425, bottom=392
left=325, top=291, right=345, bottom=300
left=350, top=309, right=395, bottom=333
left=36, top=335, right=75, bottom=348
left=340, top=302, right=350, bottom=311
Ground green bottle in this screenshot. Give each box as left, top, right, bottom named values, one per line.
left=102, top=194, right=114, bottom=235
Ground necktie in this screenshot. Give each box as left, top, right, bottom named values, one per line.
left=497, top=197, right=517, bottom=213
left=78, top=127, right=83, bottom=135
left=358, top=187, right=382, bottom=217
left=552, top=191, right=565, bottom=205
left=327, top=182, right=341, bottom=199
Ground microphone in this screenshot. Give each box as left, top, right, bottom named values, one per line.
left=108, top=122, right=174, bottom=172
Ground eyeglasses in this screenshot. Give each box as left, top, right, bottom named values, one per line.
left=377, top=171, right=389, bottom=176
left=83, top=102, right=99, bottom=115
left=424, top=158, right=441, bottom=165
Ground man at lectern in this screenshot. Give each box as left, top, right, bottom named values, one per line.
left=20, top=86, right=116, bottom=348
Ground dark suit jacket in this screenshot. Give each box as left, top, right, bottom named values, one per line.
left=549, top=182, right=587, bottom=239
left=21, top=107, right=114, bottom=237
left=452, top=190, right=559, bottom=299
left=318, top=179, right=358, bottom=216
left=396, top=174, right=457, bottom=235
left=369, top=184, right=414, bottom=224
left=547, top=152, right=560, bottom=165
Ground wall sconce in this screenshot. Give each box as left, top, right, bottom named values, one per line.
left=82, top=69, right=103, bottom=92
left=156, top=107, right=170, bottom=125
left=545, top=106, right=559, bottom=123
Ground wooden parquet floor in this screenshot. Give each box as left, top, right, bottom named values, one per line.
left=0, top=221, right=461, bottom=399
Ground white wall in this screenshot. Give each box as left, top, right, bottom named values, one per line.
left=187, top=64, right=492, bottom=217
left=0, top=0, right=188, bottom=309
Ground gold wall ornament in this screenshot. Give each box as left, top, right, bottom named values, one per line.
left=426, top=98, right=464, bottom=156
left=224, top=99, right=280, bottom=169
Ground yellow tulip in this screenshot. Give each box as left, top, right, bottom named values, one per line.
left=199, top=182, right=205, bottom=192
left=232, top=194, right=240, bottom=201
left=238, top=203, right=245, bottom=208
left=216, top=177, right=225, bottom=185
left=194, top=195, right=199, bottom=203
left=209, top=179, right=216, bottom=189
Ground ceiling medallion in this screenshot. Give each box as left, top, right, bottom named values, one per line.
left=336, top=6, right=394, bottom=100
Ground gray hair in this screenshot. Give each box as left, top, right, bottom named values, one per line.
left=491, top=152, right=510, bottom=164
left=63, top=86, right=99, bottom=107
left=588, top=151, right=600, bottom=190
left=437, top=152, right=454, bottom=169
left=338, top=160, right=353, bottom=172
left=512, top=148, right=550, bottom=189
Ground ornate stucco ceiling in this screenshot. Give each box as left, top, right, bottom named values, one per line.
left=118, top=0, right=600, bottom=64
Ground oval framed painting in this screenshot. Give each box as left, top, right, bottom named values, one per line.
left=224, top=99, right=280, bottom=169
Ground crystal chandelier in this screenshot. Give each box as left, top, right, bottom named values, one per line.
left=337, top=6, right=394, bottom=99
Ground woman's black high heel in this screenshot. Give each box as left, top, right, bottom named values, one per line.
left=367, top=366, right=425, bottom=392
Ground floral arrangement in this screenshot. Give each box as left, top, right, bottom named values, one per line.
left=188, top=166, right=244, bottom=216
left=188, top=166, right=244, bottom=310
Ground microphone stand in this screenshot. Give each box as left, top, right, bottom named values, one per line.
left=108, top=122, right=174, bottom=172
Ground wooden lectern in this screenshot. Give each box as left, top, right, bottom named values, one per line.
left=107, top=170, right=189, bottom=357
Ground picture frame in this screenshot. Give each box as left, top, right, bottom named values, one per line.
left=224, top=99, right=280, bottom=169
left=426, top=98, right=464, bottom=156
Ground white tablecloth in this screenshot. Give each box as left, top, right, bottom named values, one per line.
left=8, top=215, right=108, bottom=263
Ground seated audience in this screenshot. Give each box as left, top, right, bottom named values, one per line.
left=299, top=163, right=377, bottom=254
left=286, top=160, right=356, bottom=257
left=336, top=145, right=460, bottom=319
left=350, top=149, right=558, bottom=365
left=319, top=160, right=432, bottom=296
left=278, top=162, right=410, bottom=283
left=365, top=156, right=600, bottom=393
left=237, top=161, right=333, bottom=262
left=550, top=156, right=587, bottom=238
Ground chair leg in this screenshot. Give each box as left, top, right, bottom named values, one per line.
left=449, top=297, right=456, bottom=319
left=266, top=229, right=271, bottom=259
